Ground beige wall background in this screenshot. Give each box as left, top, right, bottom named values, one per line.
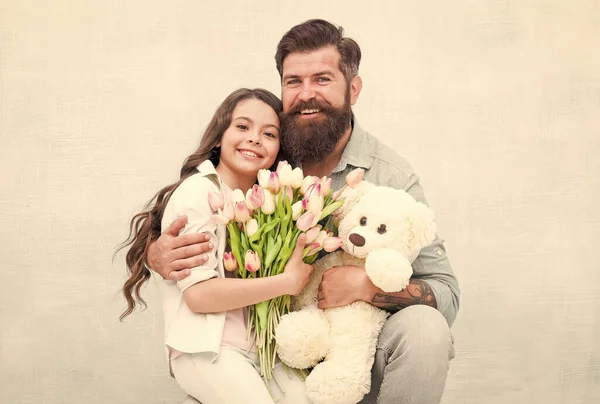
left=1, top=1, right=599, bottom=403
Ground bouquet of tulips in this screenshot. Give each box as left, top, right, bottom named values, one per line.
left=208, top=161, right=362, bottom=385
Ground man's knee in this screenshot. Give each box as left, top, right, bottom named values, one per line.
left=378, top=305, right=453, bottom=359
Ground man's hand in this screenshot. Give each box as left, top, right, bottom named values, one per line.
left=147, top=215, right=213, bottom=281
left=317, top=265, right=376, bottom=309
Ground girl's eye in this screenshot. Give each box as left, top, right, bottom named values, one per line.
left=237, top=124, right=248, bottom=130
left=264, top=132, right=276, bottom=138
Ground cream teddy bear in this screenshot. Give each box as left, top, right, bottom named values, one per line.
left=275, top=181, right=437, bottom=404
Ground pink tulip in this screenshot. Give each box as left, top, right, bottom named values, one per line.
left=306, top=242, right=322, bottom=256
left=232, top=188, right=246, bottom=204
left=223, top=252, right=238, bottom=272
left=319, top=177, right=332, bottom=196
left=315, top=230, right=329, bottom=245
left=290, top=167, right=304, bottom=189
left=306, top=194, right=324, bottom=215
left=323, top=236, right=343, bottom=252
left=245, top=184, right=265, bottom=210
left=258, top=169, right=270, bottom=189
left=276, top=161, right=293, bottom=186
left=296, top=211, right=315, bottom=232
left=208, top=191, right=224, bottom=212
left=222, top=200, right=234, bottom=220
left=300, top=176, right=319, bottom=195
left=284, top=185, right=294, bottom=203
left=234, top=201, right=251, bottom=223
left=244, top=250, right=260, bottom=272
left=268, top=172, right=281, bottom=194
left=211, top=200, right=234, bottom=225
left=303, top=182, right=320, bottom=199
left=291, top=200, right=304, bottom=220
left=304, top=225, right=322, bottom=243
left=262, top=189, right=276, bottom=214
left=345, top=168, right=364, bottom=188
left=246, top=218, right=259, bottom=237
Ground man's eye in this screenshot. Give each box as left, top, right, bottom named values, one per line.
left=286, top=79, right=301, bottom=86
left=316, top=77, right=331, bottom=83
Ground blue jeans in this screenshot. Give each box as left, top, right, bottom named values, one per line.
left=360, top=305, right=455, bottom=404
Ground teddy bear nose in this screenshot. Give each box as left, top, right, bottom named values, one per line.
left=349, top=233, right=366, bottom=247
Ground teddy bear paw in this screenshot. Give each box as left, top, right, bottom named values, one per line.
left=275, top=307, right=330, bottom=369
left=305, top=360, right=370, bottom=404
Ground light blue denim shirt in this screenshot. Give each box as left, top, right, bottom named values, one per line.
left=329, top=118, right=460, bottom=326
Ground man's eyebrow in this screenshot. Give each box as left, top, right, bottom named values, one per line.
left=283, top=71, right=334, bottom=81
left=282, top=73, right=301, bottom=81
left=313, top=71, right=334, bottom=77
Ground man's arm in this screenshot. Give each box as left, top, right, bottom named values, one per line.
left=146, top=215, right=213, bottom=281
left=317, top=267, right=436, bottom=312
left=369, top=279, right=436, bottom=313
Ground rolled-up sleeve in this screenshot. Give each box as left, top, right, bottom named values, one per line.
left=161, top=174, right=221, bottom=292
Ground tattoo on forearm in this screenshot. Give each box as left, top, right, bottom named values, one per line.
left=371, top=279, right=437, bottom=313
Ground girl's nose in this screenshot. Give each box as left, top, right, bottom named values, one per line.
left=247, top=132, right=261, bottom=145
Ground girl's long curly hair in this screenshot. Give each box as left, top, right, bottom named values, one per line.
left=118, top=88, right=282, bottom=320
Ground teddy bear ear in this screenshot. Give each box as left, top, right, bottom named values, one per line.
left=408, top=202, right=438, bottom=252
left=333, top=180, right=375, bottom=223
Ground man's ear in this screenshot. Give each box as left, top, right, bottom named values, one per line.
left=349, top=75, right=363, bottom=106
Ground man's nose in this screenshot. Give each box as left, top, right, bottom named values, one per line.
left=298, top=84, right=316, bottom=102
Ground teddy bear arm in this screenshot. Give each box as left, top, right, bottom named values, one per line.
left=365, top=248, right=413, bottom=293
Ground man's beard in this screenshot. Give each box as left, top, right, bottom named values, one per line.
left=279, top=92, right=352, bottom=165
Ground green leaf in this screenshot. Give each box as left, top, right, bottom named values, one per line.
left=320, top=199, right=344, bottom=220
left=256, top=300, right=269, bottom=330
left=264, top=235, right=283, bottom=269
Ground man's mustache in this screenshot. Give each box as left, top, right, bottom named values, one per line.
left=285, top=99, right=335, bottom=115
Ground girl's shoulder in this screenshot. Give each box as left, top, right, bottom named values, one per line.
left=172, top=172, right=221, bottom=201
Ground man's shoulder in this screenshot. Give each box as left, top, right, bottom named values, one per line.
left=360, top=130, right=417, bottom=189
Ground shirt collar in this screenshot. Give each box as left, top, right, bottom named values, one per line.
left=332, top=117, right=374, bottom=173
left=195, top=159, right=223, bottom=191
left=196, top=159, right=219, bottom=177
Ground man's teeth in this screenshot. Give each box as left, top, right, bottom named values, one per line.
left=240, top=150, right=259, bottom=157
left=301, top=109, right=321, bottom=114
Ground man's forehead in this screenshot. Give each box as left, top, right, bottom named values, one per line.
left=282, top=47, right=342, bottom=75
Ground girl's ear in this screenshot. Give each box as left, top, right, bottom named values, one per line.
left=216, top=142, right=221, bottom=147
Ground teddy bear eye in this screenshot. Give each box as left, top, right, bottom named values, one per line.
left=359, top=216, right=367, bottom=226
left=377, top=224, right=387, bottom=234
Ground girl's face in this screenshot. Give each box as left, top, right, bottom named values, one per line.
left=217, top=98, right=280, bottom=183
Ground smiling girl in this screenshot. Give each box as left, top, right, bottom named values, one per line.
left=120, top=88, right=312, bottom=403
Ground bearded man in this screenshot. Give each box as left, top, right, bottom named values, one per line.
left=146, top=19, right=459, bottom=404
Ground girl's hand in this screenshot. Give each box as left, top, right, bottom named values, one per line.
left=283, top=234, right=314, bottom=295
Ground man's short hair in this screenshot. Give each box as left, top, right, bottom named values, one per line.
left=275, top=19, right=361, bottom=82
